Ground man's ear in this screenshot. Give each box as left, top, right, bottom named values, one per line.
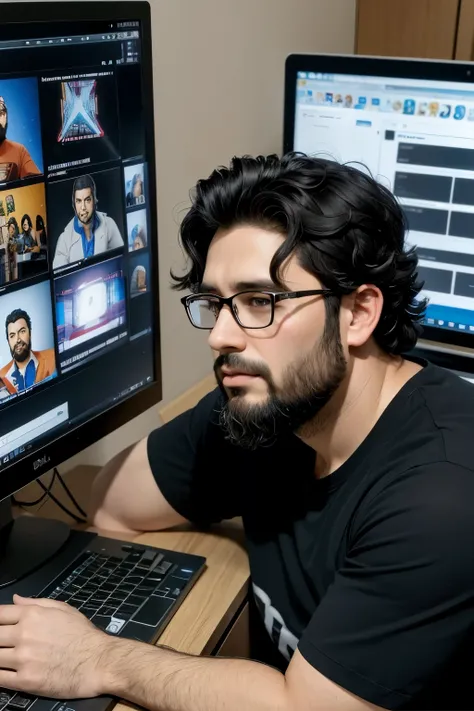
left=344, top=284, right=383, bottom=348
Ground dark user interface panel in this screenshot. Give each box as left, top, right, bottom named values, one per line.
left=0, top=21, right=155, bottom=470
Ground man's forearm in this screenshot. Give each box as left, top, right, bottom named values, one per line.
left=101, top=637, right=291, bottom=711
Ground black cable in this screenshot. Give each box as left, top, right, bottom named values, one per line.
left=12, top=470, right=58, bottom=508
left=54, top=467, right=88, bottom=519
left=13, top=468, right=87, bottom=524
left=36, top=479, right=87, bottom=525
left=12, top=490, right=48, bottom=507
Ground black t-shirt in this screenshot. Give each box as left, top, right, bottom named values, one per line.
left=148, top=359, right=474, bottom=710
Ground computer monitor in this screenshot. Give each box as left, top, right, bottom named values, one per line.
left=0, top=2, right=160, bottom=583
left=284, top=53, right=474, bottom=359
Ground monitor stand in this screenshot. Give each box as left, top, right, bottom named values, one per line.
left=0, top=497, right=71, bottom=588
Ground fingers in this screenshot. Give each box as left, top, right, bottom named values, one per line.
left=0, top=606, right=20, bottom=625
left=0, top=627, right=17, bottom=647
left=0, top=670, right=18, bottom=691
left=0, top=647, right=16, bottom=669
left=13, top=596, right=68, bottom=610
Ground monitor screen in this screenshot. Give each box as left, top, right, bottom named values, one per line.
left=0, top=2, right=161, bottom=497
left=284, top=54, right=474, bottom=352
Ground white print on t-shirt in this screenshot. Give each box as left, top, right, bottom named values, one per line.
left=252, top=582, right=299, bottom=661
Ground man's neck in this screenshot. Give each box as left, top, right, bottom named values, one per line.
left=298, top=347, right=422, bottom=479
left=84, top=223, right=92, bottom=240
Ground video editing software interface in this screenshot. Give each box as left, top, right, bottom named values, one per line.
left=0, top=20, right=155, bottom=471
left=292, top=68, right=474, bottom=340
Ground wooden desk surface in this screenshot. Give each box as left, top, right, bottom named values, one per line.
left=14, top=465, right=250, bottom=662
left=133, top=526, right=249, bottom=656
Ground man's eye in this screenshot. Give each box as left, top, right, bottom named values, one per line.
left=249, top=297, right=271, bottom=308
left=207, top=301, right=220, bottom=314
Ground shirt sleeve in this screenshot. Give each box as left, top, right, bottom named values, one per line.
left=52, top=232, right=68, bottom=268
left=18, top=145, right=40, bottom=178
left=147, top=387, right=243, bottom=525
left=107, top=217, right=124, bottom=249
left=297, top=462, right=474, bottom=709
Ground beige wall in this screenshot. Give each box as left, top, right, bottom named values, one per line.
left=8, top=0, right=356, bottom=468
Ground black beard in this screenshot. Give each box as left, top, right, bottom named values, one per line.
left=77, top=212, right=94, bottom=225
left=214, top=308, right=347, bottom=450
left=0, top=123, right=6, bottom=145
left=11, top=340, right=31, bottom=364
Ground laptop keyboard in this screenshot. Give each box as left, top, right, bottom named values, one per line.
left=0, top=534, right=206, bottom=711
left=0, top=691, right=31, bottom=710
left=43, top=543, right=190, bottom=633
left=0, top=544, right=197, bottom=711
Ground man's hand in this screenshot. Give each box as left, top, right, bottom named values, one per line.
left=0, top=595, right=111, bottom=699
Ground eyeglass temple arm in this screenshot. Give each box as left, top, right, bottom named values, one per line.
left=275, top=289, right=332, bottom=302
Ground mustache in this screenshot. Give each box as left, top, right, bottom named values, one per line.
left=214, top=353, right=266, bottom=379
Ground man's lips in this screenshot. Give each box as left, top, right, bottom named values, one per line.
left=221, top=369, right=260, bottom=385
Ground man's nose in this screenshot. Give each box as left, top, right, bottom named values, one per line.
left=208, top=305, right=246, bottom=353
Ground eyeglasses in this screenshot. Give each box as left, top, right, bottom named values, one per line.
left=180, top=289, right=334, bottom=330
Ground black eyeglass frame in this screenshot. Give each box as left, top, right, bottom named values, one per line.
left=180, top=288, right=334, bottom=330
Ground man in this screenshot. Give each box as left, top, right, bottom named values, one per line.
left=0, top=309, right=56, bottom=393
left=0, top=97, right=41, bottom=181
left=130, top=264, right=147, bottom=295
left=126, top=172, right=145, bottom=206
left=1, top=154, right=474, bottom=710
left=52, top=174, right=124, bottom=269
left=131, top=223, right=147, bottom=250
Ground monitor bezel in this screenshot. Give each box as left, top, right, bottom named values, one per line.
left=0, top=1, right=162, bottom=501
left=284, top=52, right=474, bottom=351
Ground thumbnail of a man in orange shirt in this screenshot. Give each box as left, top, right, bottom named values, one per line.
left=0, top=96, right=41, bottom=182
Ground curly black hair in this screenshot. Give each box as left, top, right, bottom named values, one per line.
left=171, top=152, right=427, bottom=355
left=5, top=309, right=31, bottom=340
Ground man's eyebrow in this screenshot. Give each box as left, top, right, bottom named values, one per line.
left=199, top=279, right=281, bottom=293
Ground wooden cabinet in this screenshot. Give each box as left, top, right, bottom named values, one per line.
left=214, top=602, right=250, bottom=658
left=356, top=0, right=474, bottom=61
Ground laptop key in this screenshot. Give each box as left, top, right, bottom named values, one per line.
left=127, top=594, right=146, bottom=608
left=145, top=574, right=163, bottom=585
left=107, top=596, right=127, bottom=607
left=0, top=692, right=13, bottom=706
left=125, top=576, right=145, bottom=586
left=8, top=695, right=33, bottom=709
left=93, top=615, right=111, bottom=630
left=81, top=606, right=97, bottom=619
left=68, top=598, right=84, bottom=609
left=116, top=583, right=135, bottom=594
left=163, top=576, right=187, bottom=596
left=93, top=591, right=110, bottom=602
left=108, top=575, right=123, bottom=586
left=155, top=561, right=173, bottom=575
left=71, top=591, right=90, bottom=602
left=100, top=583, right=116, bottom=594
left=86, top=599, right=104, bottom=612
left=117, top=603, right=138, bottom=617
left=55, top=592, right=70, bottom=602
left=106, top=618, right=127, bottom=635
